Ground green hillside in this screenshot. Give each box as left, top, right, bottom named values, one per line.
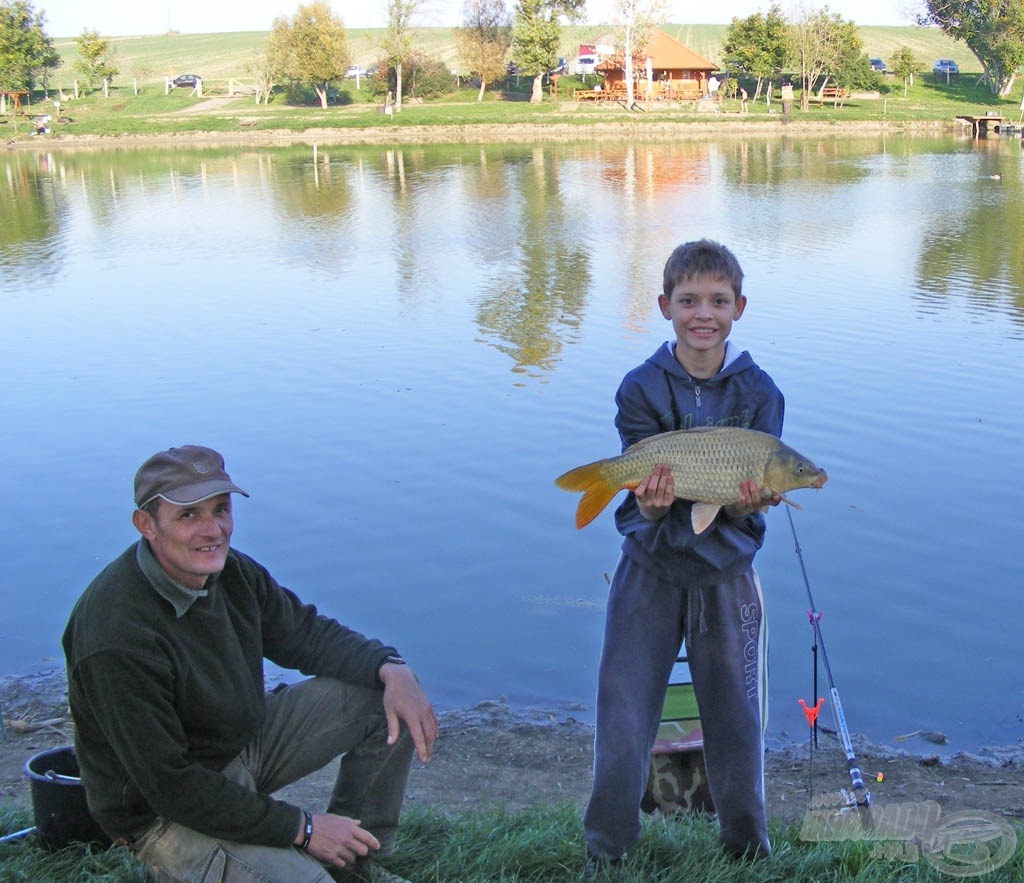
left=49, top=23, right=975, bottom=91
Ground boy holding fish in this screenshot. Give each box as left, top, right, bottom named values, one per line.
left=579, top=239, right=789, bottom=874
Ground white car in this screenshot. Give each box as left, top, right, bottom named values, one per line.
left=574, top=55, right=598, bottom=76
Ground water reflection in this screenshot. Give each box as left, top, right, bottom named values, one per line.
left=914, top=147, right=1024, bottom=329
left=474, top=146, right=592, bottom=375
left=6, top=137, right=1024, bottom=333
left=0, top=152, right=67, bottom=283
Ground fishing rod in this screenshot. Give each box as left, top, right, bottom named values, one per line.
left=787, top=507, right=871, bottom=809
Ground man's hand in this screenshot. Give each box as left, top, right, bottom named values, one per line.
left=301, top=812, right=379, bottom=869
left=634, top=464, right=674, bottom=521
left=378, top=663, right=438, bottom=763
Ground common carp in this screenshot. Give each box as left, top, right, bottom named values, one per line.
left=555, top=426, right=827, bottom=533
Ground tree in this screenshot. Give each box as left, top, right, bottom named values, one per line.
left=267, top=1, right=349, bottom=109
left=722, top=5, right=789, bottom=101
left=455, top=0, right=512, bottom=101
left=510, top=0, right=584, bottom=104
left=613, top=0, right=665, bottom=106
left=922, top=0, right=1024, bottom=96
left=74, top=29, right=118, bottom=92
left=130, top=63, right=154, bottom=94
left=0, top=0, right=60, bottom=92
left=246, top=47, right=276, bottom=105
left=889, top=46, right=921, bottom=96
left=382, top=0, right=426, bottom=113
left=787, top=6, right=860, bottom=111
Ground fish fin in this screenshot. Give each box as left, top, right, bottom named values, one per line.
left=778, top=493, right=803, bottom=511
left=554, top=462, right=619, bottom=529
left=691, top=503, right=721, bottom=535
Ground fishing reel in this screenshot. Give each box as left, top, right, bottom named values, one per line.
left=839, top=785, right=872, bottom=811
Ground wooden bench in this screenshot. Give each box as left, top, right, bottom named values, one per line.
left=819, top=86, right=849, bottom=106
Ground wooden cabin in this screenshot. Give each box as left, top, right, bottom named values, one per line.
left=577, top=30, right=717, bottom=103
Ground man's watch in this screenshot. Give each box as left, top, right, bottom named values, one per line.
left=380, top=655, right=406, bottom=668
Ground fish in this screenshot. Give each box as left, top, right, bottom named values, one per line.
left=555, top=426, right=828, bottom=533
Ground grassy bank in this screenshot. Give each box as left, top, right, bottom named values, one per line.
left=4, top=800, right=1020, bottom=882
left=5, top=67, right=1020, bottom=145
left=3, top=24, right=1015, bottom=145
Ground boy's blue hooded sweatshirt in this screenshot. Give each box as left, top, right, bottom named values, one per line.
left=613, top=340, right=785, bottom=588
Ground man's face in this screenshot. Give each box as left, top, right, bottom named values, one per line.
left=132, top=494, right=233, bottom=590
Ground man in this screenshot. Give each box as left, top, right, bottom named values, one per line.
left=63, top=445, right=437, bottom=883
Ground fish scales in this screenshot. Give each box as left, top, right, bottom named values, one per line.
left=604, top=428, right=781, bottom=504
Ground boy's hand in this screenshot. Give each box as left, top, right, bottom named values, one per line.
left=724, top=478, right=781, bottom=519
left=635, top=464, right=675, bottom=521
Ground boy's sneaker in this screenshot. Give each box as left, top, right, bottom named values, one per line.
left=329, top=857, right=413, bottom=883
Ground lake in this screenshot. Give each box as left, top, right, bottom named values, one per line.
left=2, top=132, right=1022, bottom=755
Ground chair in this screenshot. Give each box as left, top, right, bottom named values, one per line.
left=641, top=654, right=715, bottom=814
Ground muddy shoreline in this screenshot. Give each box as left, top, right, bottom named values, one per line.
left=3, top=669, right=1022, bottom=828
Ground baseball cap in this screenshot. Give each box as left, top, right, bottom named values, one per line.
left=134, top=445, right=249, bottom=508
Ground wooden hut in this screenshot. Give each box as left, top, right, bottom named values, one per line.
left=591, top=29, right=717, bottom=102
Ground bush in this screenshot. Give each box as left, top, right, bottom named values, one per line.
left=374, top=57, right=459, bottom=102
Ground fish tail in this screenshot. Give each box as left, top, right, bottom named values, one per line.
left=554, top=462, right=619, bottom=529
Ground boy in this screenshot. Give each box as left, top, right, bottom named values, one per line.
left=582, top=239, right=783, bottom=875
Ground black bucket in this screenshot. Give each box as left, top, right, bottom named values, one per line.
left=24, top=746, right=111, bottom=850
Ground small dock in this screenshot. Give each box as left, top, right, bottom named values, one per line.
left=957, top=113, right=1006, bottom=137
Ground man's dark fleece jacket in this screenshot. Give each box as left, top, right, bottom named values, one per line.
left=62, top=541, right=397, bottom=846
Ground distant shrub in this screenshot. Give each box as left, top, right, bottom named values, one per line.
left=370, top=57, right=459, bottom=101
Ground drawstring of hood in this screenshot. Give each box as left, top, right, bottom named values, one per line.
left=661, top=340, right=745, bottom=430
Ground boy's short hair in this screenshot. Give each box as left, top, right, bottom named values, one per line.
left=663, top=239, right=744, bottom=298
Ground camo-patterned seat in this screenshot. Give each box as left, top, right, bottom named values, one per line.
left=641, top=679, right=715, bottom=815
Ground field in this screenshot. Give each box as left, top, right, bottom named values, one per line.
left=45, top=23, right=981, bottom=92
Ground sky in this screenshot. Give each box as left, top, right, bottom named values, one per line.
left=37, top=0, right=922, bottom=39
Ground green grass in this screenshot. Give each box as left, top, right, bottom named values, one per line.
left=45, top=24, right=979, bottom=92
left=6, top=68, right=1021, bottom=144
left=3, top=25, right=1016, bottom=144
left=3, top=24, right=1007, bottom=145
left=3, top=801, right=1021, bottom=882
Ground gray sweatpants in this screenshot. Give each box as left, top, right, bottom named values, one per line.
left=584, top=554, right=770, bottom=859
left=133, top=676, right=414, bottom=883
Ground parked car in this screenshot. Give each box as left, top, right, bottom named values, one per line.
left=933, top=59, right=959, bottom=75
left=171, top=74, right=201, bottom=89
left=345, top=65, right=366, bottom=78
left=548, top=57, right=567, bottom=76
left=869, top=58, right=887, bottom=73
left=575, top=55, right=598, bottom=76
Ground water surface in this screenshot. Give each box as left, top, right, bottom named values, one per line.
left=2, top=134, right=1022, bottom=754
